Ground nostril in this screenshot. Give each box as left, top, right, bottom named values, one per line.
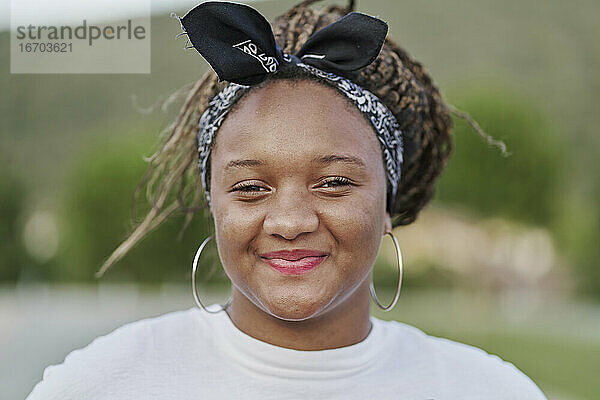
left=263, top=209, right=319, bottom=240
left=275, top=232, right=299, bottom=241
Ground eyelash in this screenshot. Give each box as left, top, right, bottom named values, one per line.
left=320, top=177, right=353, bottom=188
left=231, top=177, right=353, bottom=193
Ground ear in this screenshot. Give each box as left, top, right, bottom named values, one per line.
left=384, top=211, right=392, bottom=235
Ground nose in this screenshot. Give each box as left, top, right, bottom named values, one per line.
left=263, top=184, right=319, bottom=240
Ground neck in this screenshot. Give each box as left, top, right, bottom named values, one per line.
left=224, top=278, right=372, bottom=351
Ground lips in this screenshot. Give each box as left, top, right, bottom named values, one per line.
left=260, top=249, right=327, bottom=261
left=260, top=249, right=328, bottom=275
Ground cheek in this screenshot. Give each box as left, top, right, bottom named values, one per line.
left=212, top=202, right=262, bottom=276
left=325, top=192, right=385, bottom=277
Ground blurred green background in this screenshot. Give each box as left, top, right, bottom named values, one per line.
left=1, top=0, right=598, bottom=399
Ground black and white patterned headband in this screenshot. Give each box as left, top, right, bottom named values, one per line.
left=178, top=1, right=404, bottom=212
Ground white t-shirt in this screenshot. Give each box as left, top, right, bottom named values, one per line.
left=26, top=304, right=547, bottom=399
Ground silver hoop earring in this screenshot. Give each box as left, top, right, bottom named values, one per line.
left=370, top=231, right=403, bottom=311
left=192, top=236, right=232, bottom=313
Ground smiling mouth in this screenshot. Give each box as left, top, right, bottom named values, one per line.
left=261, top=256, right=327, bottom=275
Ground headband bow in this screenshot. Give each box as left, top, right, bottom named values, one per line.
left=179, top=1, right=389, bottom=85
left=177, top=1, right=404, bottom=214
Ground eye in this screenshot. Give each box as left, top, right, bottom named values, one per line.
left=319, top=177, right=353, bottom=189
left=231, top=182, right=269, bottom=194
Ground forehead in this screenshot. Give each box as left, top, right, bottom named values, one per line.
left=211, top=79, right=384, bottom=169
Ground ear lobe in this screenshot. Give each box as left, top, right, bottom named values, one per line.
left=384, top=212, right=392, bottom=235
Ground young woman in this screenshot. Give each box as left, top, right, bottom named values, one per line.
left=27, top=1, right=547, bottom=398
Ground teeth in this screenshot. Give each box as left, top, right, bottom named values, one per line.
left=267, top=256, right=325, bottom=268
left=271, top=257, right=319, bottom=267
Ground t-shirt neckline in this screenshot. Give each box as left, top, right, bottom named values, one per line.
left=198, top=303, right=387, bottom=378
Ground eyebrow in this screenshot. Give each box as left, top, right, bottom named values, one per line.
left=224, top=159, right=263, bottom=172
left=224, top=154, right=366, bottom=172
left=312, top=154, right=367, bottom=169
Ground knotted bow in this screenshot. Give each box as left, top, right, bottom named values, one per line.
left=178, top=1, right=388, bottom=85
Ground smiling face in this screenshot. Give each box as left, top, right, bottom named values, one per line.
left=209, top=78, right=392, bottom=322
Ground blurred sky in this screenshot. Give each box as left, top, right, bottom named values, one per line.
left=2, top=0, right=266, bottom=31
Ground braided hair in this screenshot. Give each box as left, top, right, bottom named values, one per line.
left=96, top=0, right=494, bottom=277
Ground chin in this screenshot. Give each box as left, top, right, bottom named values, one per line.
left=259, top=292, right=335, bottom=322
